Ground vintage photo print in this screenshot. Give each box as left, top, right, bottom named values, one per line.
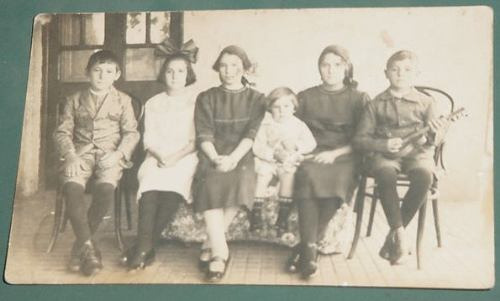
left=5, top=6, right=494, bottom=288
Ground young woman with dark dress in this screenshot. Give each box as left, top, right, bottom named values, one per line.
left=289, top=45, right=370, bottom=279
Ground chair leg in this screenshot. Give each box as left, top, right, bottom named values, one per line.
left=114, top=184, right=125, bottom=251
left=416, top=201, right=428, bottom=270
left=366, top=192, right=378, bottom=237
left=46, top=186, right=66, bottom=253
left=124, top=186, right=133, bottom=231
left=432, top=198, right=442, bottom=248
left=348, top=176, right=367, bottom=259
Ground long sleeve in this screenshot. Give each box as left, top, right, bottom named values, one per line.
left=243, top=93, right=266, bottom=140
left=352, top=101, right=387, bottom=153
left=53, top=97, right=76, bottom=158
left=194, top=92, right=215, bottom=144
left=116, top=95, right=140, bottom=160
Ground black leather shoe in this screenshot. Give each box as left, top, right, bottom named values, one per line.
left=67, top=241, right=83, bottom=272
left=198, top=247, right=211, bottom=271
left=390, top=231, right=411, bottom=266
left=379, top=232, right=395, bottom=261
left=80, top=240, right=103, bottom=277
left=127, top=249, right=156, bottom=270
left=300, top=243, right=318, bottom=279
left=206, top=255, right=231, bottom=282
left=285, top=244, right=301, bottom=273
left=120, top=244, right=138, bottom=266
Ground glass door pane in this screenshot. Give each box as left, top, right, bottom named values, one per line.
left=83, top=13, right=105, bottom=45
left=126, top=12, right=146, bottom=44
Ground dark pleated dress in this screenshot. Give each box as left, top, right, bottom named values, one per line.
left=192, top=86, right=266, bottom=212
left=294, top=85, right=370, bottom=203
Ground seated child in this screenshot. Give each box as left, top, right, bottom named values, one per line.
left=353, top=50, right=449, bottom=265
left=251, top=87, right=317, bottom=236
left=53, top=50, right=140, bottom=276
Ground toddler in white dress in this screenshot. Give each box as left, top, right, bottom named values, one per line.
left=251, top=87, right=317, bottom=237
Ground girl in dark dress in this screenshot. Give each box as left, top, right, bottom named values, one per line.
left=193, top=45, right=265, bottom=282
left=289, top=45, right=370, bottom=279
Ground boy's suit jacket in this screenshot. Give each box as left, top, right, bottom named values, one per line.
left=54, top=86, right=140, bottom=161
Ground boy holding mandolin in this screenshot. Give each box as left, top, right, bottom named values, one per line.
left=353, top=50, right=450, bottom=265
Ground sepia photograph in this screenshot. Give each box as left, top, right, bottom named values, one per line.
left=4, top=6, right=494, bottom=288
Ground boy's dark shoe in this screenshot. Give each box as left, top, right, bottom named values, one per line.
left=285, top=244, right=301, bottom=273
left=127, top=248, right=156, bottom=270
left=249, top=202, right=264, bottom=232
left=300, top=243, right=318, bottom=279
left=275, top=202, right=292, bottom=237
left=80, top=240, right=103, bottom=276
left=67, top=241, right=83, bottom=272
left=379, top=231, right=395, bottom=261
left=390, top=232, right=411, bottom=266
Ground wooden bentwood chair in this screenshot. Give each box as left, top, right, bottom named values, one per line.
left=46, top=97, right=144, bottom=253
left=347, top=86, right=455, bottom=269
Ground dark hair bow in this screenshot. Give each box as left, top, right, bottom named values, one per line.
left=155, top=38, right=199, bottom=64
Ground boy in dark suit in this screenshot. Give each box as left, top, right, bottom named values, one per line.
left=354, top=50, right=448, bottom=265
left=54, top=50, right=139, bottom=276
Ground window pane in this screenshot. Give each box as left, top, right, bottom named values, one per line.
left=83, top=13, right=105, bottom=45
left=124, top=48, right=163, bottom=81
left=59, top=14, right=80, bottom=46
left=59, top=50, right=100, bottom=82
left=150, top=12, right=170, bottom=43
left=126, top=13, right=146, bottom=44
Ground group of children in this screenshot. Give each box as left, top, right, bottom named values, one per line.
left=53, top=40, right=449, bottom=281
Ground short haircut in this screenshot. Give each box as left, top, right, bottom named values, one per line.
left=85, top=50, right=121, bottom=72
left=157, top=54, right=197, bottom=86
left=386, top=50, right=419, bottom=69
left=266, top=87, right=298, bottom=111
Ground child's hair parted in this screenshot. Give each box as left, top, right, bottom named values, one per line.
left=157, top=54, right=197, bottom=86
left=212, top=45, right=253, bottom=86
left=318, top=45, right=357, bottom=88
left=386, top=50, right=419, bottom=69
left=85, top=50, right=121, bottom=73
left=266, top=87, right=298, bottom=111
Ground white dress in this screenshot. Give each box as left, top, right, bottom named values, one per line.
left=137, top=91, right=198, bottom=203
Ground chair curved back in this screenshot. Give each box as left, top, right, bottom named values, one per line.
left=414, top=86, right=455, bottom=171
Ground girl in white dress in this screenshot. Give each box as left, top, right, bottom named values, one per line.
left=122, top=39, right=199, bottom=270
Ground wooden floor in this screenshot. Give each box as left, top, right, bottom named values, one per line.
left=4, top=190, right=494, bottom=288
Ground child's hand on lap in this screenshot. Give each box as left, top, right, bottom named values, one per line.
left=386, top=137, right=403, bottom=153
left=98, top=151, right=123, bottom=169
left=64, top=153, right=85, bottom=177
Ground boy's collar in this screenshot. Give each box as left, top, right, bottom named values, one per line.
left=380, top=87, right=421, bottom=103
left=89, top=85, right=117, bottom=96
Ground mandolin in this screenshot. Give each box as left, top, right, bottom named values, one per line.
left=383, top=107, right=467, bottom=159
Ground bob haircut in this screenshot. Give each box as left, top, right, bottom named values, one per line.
left=317, top=45, right=358, bottom=88
left=386, top=50, right=419, bottom=69
left=266, top=87, right=298, bottom=111
left=212, top=45, right=252, bottom=72
left=157, top=54, right=197, bottom=86
left=86, top=50, right=121, bottom=73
